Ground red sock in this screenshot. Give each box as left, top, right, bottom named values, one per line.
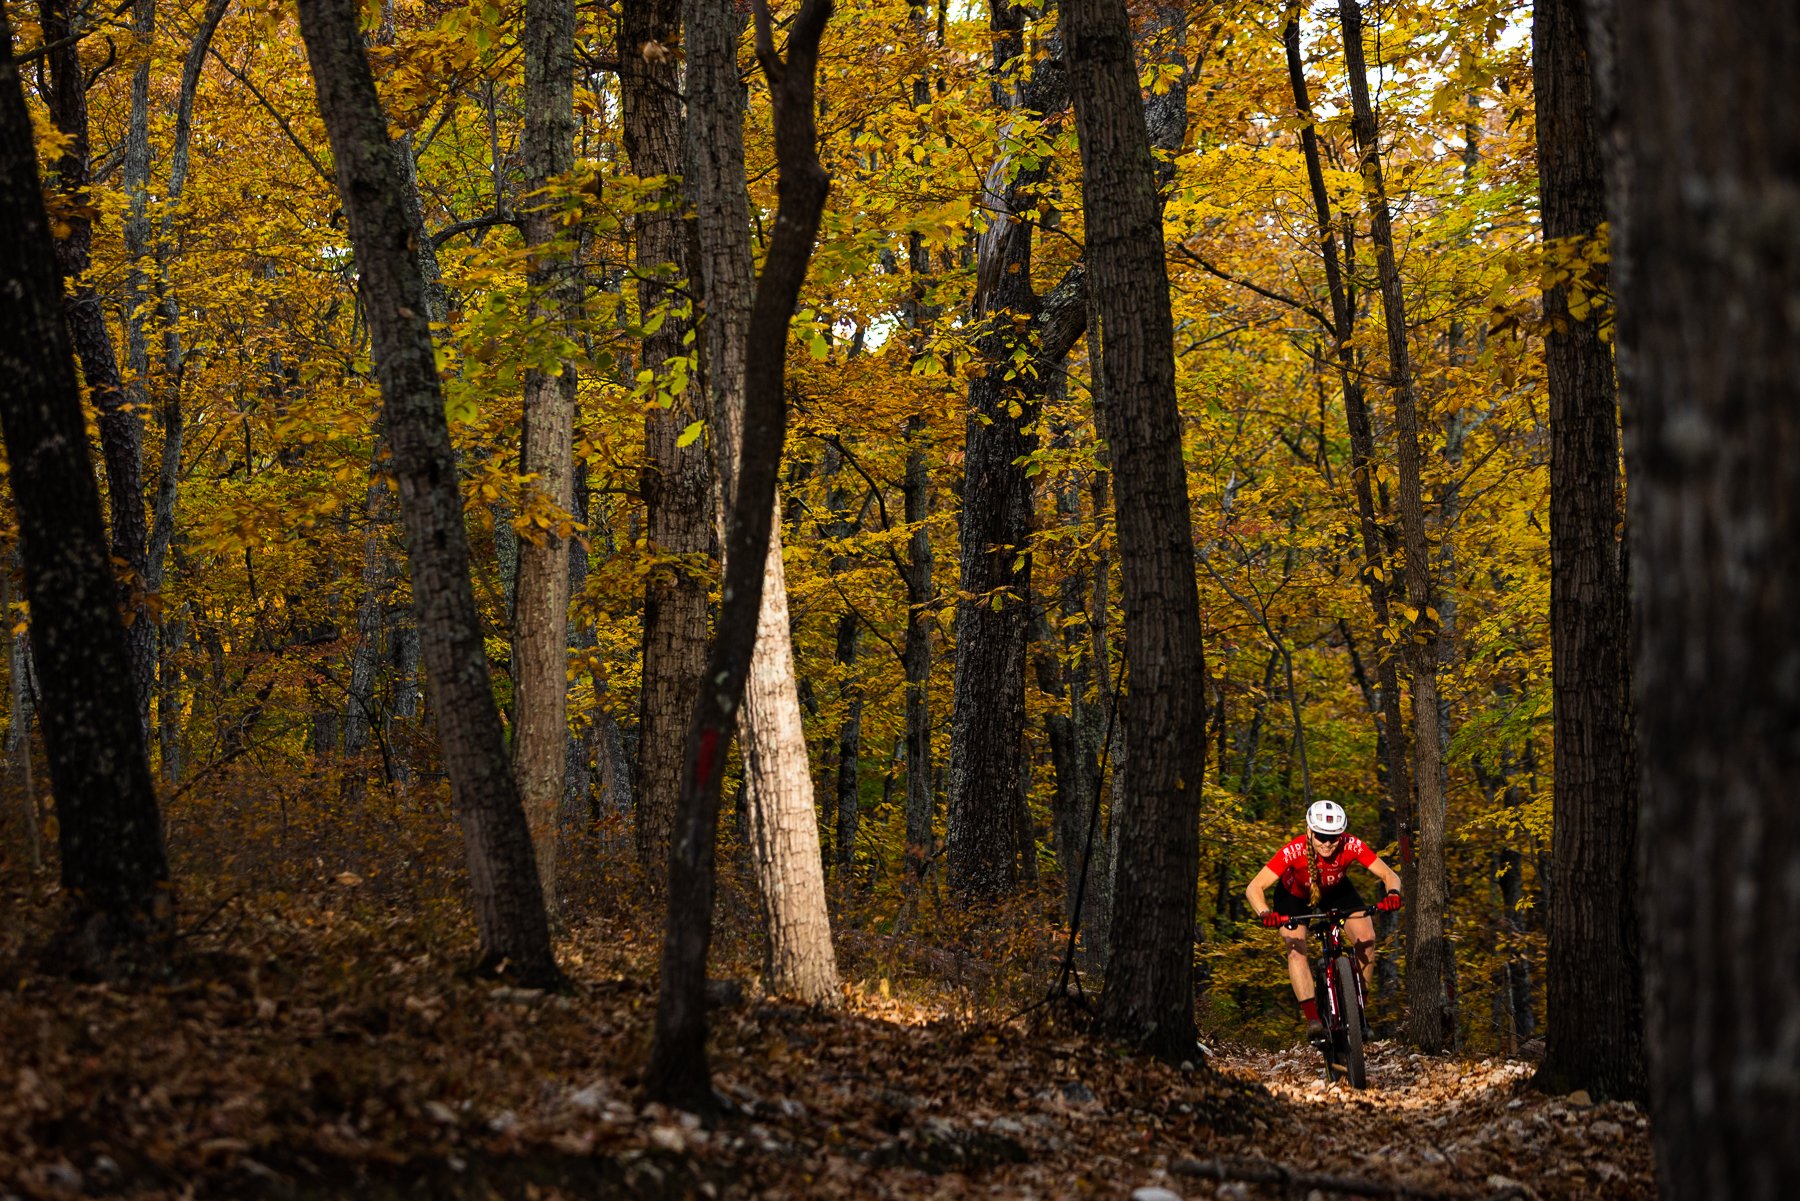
left=1300, top=998, right=1320, bottom=1024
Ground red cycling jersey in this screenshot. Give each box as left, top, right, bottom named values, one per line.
left=1266, top=834, right=1377, bottom=900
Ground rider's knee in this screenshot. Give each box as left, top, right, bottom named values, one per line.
left=1283, top=939, right=1309, bottom=960
left=1353, top=938, right=1376, bottom=961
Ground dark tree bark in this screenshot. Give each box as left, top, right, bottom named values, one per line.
left=1336, top=0, right=1455, bottom=1052
left=1282, top=4, right=1412, bottom=870
left=514, top=0, right=580, bottom=907
left=626, top=0, right=713, bottom=875
left=5, top=582, right=43, bottom=873
left=1612, top=0, right=1800, bottom=1190
left=0, top=20, right=171, bottom=968
left=296, top=0, right=559, bottom=986
left=900, top=4, right=938, bottom=877
left=1060, top=0, right=1208, bottom=1061
left=1532, top=0, right=1643, bottom=1102
left=646, top=0, right=831, bottom=1110
left=944, top=7, right=1073, bottom=898
left=832, top=595, right=862, bottom=875
left=40, top=0, right=156, bottom=739
left=685, top=0, right=838, bottom=1002
left=901, top=414, right=936, bottom=878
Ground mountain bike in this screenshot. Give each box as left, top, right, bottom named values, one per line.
left=1280, top=907, right=1372, bottom=1089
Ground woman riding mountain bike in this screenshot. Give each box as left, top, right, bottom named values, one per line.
left=1245, top=800, right=1403, bottom=1044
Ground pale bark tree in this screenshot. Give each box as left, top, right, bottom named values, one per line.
left=624, top=0, right=712, bottom=874
left=647, top=0, right=832, bottom=1109
left=1610, top=0, right=1798, bottom=1188
left=0, top=24, right=171, bottom=968
left=1533, top=0, right=1643, bottom=1102
left=1336, top=0, right=1455, bottom=1051
left=685, top=0, right=838, bottom=1003
left=297, top=0, right=560, bottom=985
left=1061, top=0, right=1208, bottom=1060
left=513, top=0, right=580, bottom=907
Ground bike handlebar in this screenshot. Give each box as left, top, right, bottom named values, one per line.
left=1278, top=907, right=1374, bottom=927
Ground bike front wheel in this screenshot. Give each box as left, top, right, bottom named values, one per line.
left=1334, top=954, right=1367, bottom=1089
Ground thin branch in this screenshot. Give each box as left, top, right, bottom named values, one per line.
left=207, top=47, right=332, bottom=183
left=431, top=211, right=517, bottom=247
left=1178, top=243, right=1335, bottom=337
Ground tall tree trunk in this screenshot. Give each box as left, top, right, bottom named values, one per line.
left=1611, top=0, right=1798, bottom=1189
left=4, top=573, right=42, bottom=872
left=297, top=0, right=559, bottom=986
left=41, top=0, right=156, bottom=740
left=646, top=0, right=832, bottom=1109
left=513, top=0, right=580, bottom=908
left=627, top=0, right=713, bottom=875
left=832, top=612, right=862, bottom=875
left=146, top=0, right=230, bottom=785
left=1336, top=0, right=1454, bottom=1052
left=1061, top=0, right=1207, bottom=1061
left=898, top=0, right=939, bottom=884
left=901, top=414, right=935, bottom=878
left=1282, top=3, right=1412, bottom=872
left=0, top=24, right=171, bottom=966
left=944, top=5, right=1071, bottom=898
left=1533, top=0, right=1643, bottom=1102
left=685, top=0, right=838, bottom=1002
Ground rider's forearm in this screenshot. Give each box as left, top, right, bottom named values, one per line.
left=1246, top=885, right=1270, bottom=916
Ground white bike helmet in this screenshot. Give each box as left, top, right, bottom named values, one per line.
left=1306, top=799, right=1348, bottom=837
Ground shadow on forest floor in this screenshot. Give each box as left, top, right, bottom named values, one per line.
left=0, top=861, right=1651, bottom=1201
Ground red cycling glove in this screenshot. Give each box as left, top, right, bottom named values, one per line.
left=1377, top=890, right=1404, bottom=912
left=1260, top=911, right=1286, bottom=928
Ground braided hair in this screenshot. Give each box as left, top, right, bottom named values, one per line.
left=1305, top=830, right=1321, bottom=905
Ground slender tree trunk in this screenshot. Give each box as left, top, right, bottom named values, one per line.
left=685, top=0, right=838, bottom=1002
left=342, top=474, right=394, bottom=770
left=0, top=24, right=171, bottom=966
left=646, top=0, right=832, bottom=1109
left=4, top=574, right=42, bottom=872
left=561, top=462, right=597, bottom=822
left=627, top=0, right=712, bottom=875
left=1061, top=0, right=1208, bottom=1061
left=1237, top=646, right=1280, bottom=795
left=1283, top=4, right=1411, bottom=866
left=901, top=415, right=935, bottom=878
left=297, top=0, right=559, bottom=985
left=146, top=0, right=229, bottom=785
left=1337, top=0, right=1454, bottom=1052
left=1609, top=0, right=1798, bottom=1190
left=832, top=610, right=862, bottom=875
left=41, top=0, right=156, bottom=740
left=1532, top=0, right=1644, bottom=1102
left=513, top=0, right=580, bottom=908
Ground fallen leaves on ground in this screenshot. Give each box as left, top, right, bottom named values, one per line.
left=0, top=875, right=1652, bottom=1201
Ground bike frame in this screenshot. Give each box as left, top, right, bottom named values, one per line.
left=1282, top=908, right=1372, bottom=1046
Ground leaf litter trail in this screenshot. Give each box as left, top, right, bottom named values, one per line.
left=0, top=893, right=1653, bottom=1200
left=1201, top=1042, right=1654, bottom=1200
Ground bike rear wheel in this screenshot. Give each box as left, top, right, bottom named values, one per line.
left=1334, top=954, right=1367, bottom=1089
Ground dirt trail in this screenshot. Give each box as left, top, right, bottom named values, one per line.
left=1193, top=1041, right=1656, bottom=1200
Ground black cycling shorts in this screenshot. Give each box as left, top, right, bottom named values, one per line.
left=1271, top=878, right=1363, bottom=921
